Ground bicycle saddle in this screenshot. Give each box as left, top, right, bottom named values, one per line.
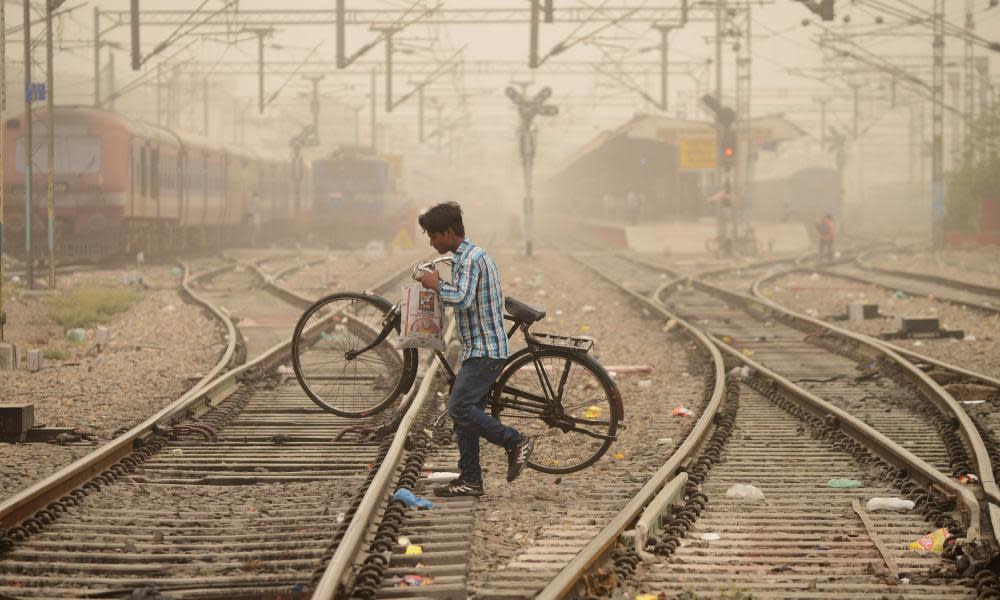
left=505, top=297, right=546, bottom=324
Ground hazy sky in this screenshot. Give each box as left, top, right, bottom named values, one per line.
left=9, top=1, right=1000, bottom=188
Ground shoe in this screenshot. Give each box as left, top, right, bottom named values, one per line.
left=506, top=437, right=535, bottom=482
left=433, top=479, right=485, bottom=497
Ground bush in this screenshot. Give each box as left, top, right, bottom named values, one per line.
left=47, top=286, right=141, bottom=329
left=43, top=348, right=69, bottom=361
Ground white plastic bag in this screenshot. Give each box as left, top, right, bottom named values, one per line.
left=866, top=497, right=914, bottom=512
left=725, top=484, right=765, bottom=502
left=398, top=282, right=445, bottom=351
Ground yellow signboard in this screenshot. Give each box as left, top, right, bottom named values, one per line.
left=679, top=138, right=717, bottom=170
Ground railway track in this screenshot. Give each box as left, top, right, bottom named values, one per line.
left=523, top=251, right=1000, bottom=599
left=822, top=250, right=1000, bottom=313
left=5, top=245, right=1000, bottom=599
left=0, top=256, right=429, bottom=598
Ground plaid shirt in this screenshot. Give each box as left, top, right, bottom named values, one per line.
left=438, top=239, right=510, bottom=361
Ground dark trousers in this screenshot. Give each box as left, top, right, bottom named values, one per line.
left=448, top=357, right=522, bottom=483
left=819, top=239, right=834, bottom=261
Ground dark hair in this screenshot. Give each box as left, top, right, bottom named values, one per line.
left=418, top=202, right=465, bottom=236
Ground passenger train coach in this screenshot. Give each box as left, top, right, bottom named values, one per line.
left=2, top=106, right=298, bottom=262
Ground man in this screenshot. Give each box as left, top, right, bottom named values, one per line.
left=416, top=202, right=534, bottom=497
left=816, top=213, right=835, bottom=262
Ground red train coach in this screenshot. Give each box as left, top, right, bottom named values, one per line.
left=2, top=106, right=296, bottom=262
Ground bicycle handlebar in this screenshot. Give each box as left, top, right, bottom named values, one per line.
left=411, top=256, right=453, bottom=281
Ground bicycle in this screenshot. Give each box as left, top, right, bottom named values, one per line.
left=290, top=257, right=624, bottom=474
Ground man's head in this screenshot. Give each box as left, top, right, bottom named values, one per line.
left=418, top=202, right=465, bottom=254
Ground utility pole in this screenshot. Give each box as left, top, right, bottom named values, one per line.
left=370, top=69, right=377, bottom=150
left=418, top=84, right=425, bottom=142
left=108, top=50, right=116, bottom=111
left=23, top=0, right=33, bottom=289
left=0, top=0, right=6, bottom=340
left=963, top=0, right=974, bottom=158
left=203, top=77, right=210, bottom=136
left=931, top=0, right=944, bottom=247
left=304, top=74, right=323, bottom=139
left=816, top=96, right=830, bottom=148
left=529, top=0, right=540, bottom=68
left=653, top=24, right=672, bottom=111
left=94, top=6, right=100, bottom=107
left=156, top=63, right=162, bottom=125
left=948, top=71, right=962, bottom=168
left=714, top=0, right=724, bottom=100
left=253, top=29, right=269, bottom=114
left=47, top=0, right=57, bottom=289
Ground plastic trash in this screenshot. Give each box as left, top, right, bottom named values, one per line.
left=959, top=473, right=980, bottom=485
left=397, top=536, right=411, bottom=547
left=635, top=595, right=659, bottom=600
left=404, top=544, right=423, bottom=555
left=827, top=479, right=863, bottom=488
left=581, top=305, right=596, bottom=313
left=66, top=328, right=86, bottom=343
left=637, top=379, right=653, bottom=388
left=908, top=528, right=951, bottom=553
left=965, top=335, right=977, bottom=342
left=672, top=406, right=693, bottom=417
left=866, top=498, right=915, bottom=512
left=612, top=452, right=625, bottom=460
left=398, top=574, right=433, bottom=587
left=725, top=484, right=765, bottom=502
left=392, top=488, right=435, bottom=509
left=657, top=437, right=673, bottom=445
left=425, top=472, right=460, bottom=482
left=584, top=406, right=603, bottom=419
left=700, top=532, right=721, bottom=541
left=662, top=319, right=678, bottom=332
left=894, top=290, right=906, bottom=299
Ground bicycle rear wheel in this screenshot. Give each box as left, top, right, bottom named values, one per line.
left=491, top=348, right=621, bottom=474
left=292, top=292, right=418, bottom=418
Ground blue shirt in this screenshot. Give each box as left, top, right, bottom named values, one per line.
left=438, top=239, right=510, bottom=361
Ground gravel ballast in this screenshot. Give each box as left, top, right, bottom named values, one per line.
left=1, top=265, right=226, bottom=501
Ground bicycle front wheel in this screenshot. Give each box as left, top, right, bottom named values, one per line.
left=491, top=348, right=621, bottom=474
left=291, top=292, right=418, bottom=418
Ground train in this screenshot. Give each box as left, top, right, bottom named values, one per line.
left=309, top=147, right=401, bottom=247
left=1, top=106, right=302, bottom=262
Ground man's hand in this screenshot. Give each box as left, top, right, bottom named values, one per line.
left=418, top=270, right=440, bottom=291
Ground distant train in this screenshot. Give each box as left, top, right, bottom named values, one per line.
left=2, top=106, right=300, bottom=262
left=310, top=147, right=401, bottom=246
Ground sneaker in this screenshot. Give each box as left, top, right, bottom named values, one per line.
left=433, top=479, right=485, bottom=497
left=506, top=437, right=535, bottom=482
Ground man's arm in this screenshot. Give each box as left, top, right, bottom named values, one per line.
left=437, top=256, right=480, bottom=310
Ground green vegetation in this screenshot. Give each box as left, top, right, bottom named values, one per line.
left=947, top=102, right=1000, bottom=232
left=42, top=348, right=69, bottom=361
left=46, top=286, right=141, bottom=329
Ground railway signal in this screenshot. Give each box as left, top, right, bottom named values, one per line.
left=507, top=84, right=558, bottom=257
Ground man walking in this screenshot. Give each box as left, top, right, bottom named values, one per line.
left=816, top=213, right=835, bottom=262
left=416, top=202, right=534, bottom=497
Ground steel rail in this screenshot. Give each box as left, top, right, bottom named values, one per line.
left=0, top=261, right=237, bottom=530
left=663, top=274, right=989, bottom=538
left=856, top=248, right=1000, bottom=300
left=310, top=319, right=456, bottom=599
left=752, top=265, right=1000, bottom=549
left=732, top=273, right=1000, bottom=505
left=819, top=261, right=1000, bottom=314
left=533, top=254, right=726, bottom=600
